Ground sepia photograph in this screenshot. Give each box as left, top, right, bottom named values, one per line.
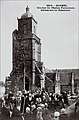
left=0, top=0, right=79, bottom=120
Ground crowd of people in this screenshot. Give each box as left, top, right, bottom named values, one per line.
left=1, top=88, right=69, bottom=119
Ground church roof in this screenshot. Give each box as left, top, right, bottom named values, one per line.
left=21, top=6, right=33, bottom=18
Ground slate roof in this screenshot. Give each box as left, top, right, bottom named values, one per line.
left=45, top=69, right=79, bottom=86
left=60, top=72, right=72, bottom=85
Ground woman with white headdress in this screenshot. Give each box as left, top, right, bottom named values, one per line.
left=52, top=111, right=60, bottom=120
left=59, top=108, right=68, bottom=120
left=37, top=107, right=43, bottom=120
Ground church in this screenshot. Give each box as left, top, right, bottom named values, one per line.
left=5, top=6, right=45, bottom=94
left=5, top=6, right=79, bottom=95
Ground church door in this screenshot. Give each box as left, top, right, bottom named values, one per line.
left=25, top=76, right=29, bottom=91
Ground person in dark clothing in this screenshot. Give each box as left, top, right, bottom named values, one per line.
left=24, top=95, right=29, bottom=114
left=53, top=94, right=59, bottom=110
left=8, top=91, right=13, bottom=102
left=24, top=107, right=37, bottom=120
left=75, top=98, right=79, bottom=113
left=20, top=94, right=25, bottom=113
left=62, top=91, right=69, bottom=105
left=42, top=103, right=52, bottom=120
left=4, top=93, right=9, bottom=106
left=57, top=94, right=65, bottom=109
left=31, top=104, right=37, bottom=120
left=9, top=96, right=16, bottom=117
left=20, top=90, right=29, bottom=114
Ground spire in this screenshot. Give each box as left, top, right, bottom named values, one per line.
left=26, top=6, right=29, bottom=14
left=21, top=6, right=33, bottom=18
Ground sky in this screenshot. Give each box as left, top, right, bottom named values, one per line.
left=1, top=0, right=79, bottom=82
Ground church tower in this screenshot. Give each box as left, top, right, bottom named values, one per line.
left=6, top=6, right=43, bottom=94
